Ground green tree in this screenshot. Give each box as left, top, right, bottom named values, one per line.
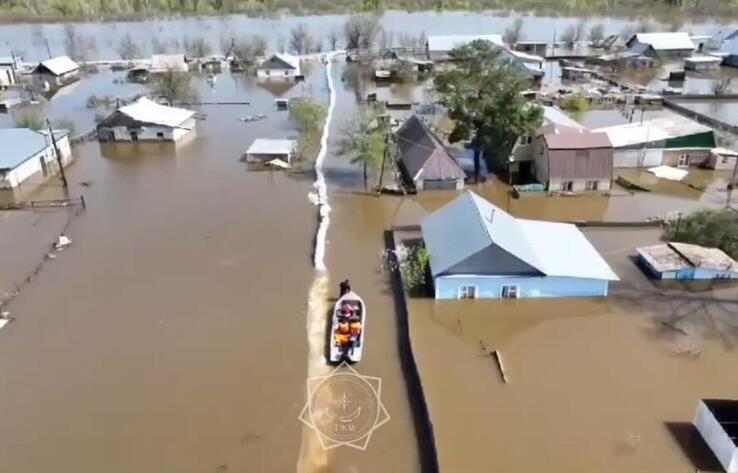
left=289, top=97, right=326, bottom=163
left=434, top=40, right=543, bottom=180
left=664, top=209, right=738, bottom=259
left=337, top=106, right=387, bottom=189
left=14, top=110, right=44, bottom=130
left=151, top=68, right=195, bottom=105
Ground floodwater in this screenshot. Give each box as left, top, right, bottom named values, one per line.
left=671, top=98, right=738, bottom=128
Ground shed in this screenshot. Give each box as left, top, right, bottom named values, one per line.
left=626, top=32, right=696, bottom=58
left=0, top=128, right=71, bottom=189
left=535, top=128, right=613, bottom=193
left=513, top=41, right=547, bottom=56
left=637, top=242, right=738, bottom=280
left=245, top=138, right=296, bottom=166
left=395, top=115, right=466, bottom=191
left=421, top=191, right=618, bottom=299
left=593, top=116, right=716, bottom=168
left=0, top=56, right=19, bottom=87
left=150, top=54, right=188, bottom=73
left=426, top=34, right=503, bottom=61
left=708, top=147, right=738, bottom=170
left=97, top=97, right=196, bottom=142
left=684, top=55, right=723, bottom=71
left=34, top=56, right=80, bottom=86
left=694, top=399, right=738, bottom=473
left=256, top=53, right=301, bottom=79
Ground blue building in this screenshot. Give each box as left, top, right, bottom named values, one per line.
left=637, top=243, right=738, bottom=280
left=420, top=191, right=618, bottom=299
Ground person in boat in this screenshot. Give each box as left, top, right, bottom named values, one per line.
left=339, top=279, right=351, bottom=296
left=335, top=331, right=351, bottom=348
left=337, top=317, right=350, bottom=336
left=349, top=317, right=362, bottom=348
left=341, top=303, right=354, bottom=317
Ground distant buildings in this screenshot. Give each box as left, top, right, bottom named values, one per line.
left=626, top=32, right=696, bottom=58
left=245, top=138, right=296, bottom=166
left=0, top=56, right=19, bottom=87
left=707, top=28, right=738, bottom=51
left=426, top=34, right=503, bottom=61
left=593, top=116, right=716, bottom=168
left=34, top=56, right=80, bottom=87
left=637, top=243, right=738, bottom=280
left=256, top=53, right=302, bottom=80
left=97, top=97, right=196, bottom=142
left=684, top=55, right=722, bottom=71
left=421, top=191, right=618, bottom=299
left=395, top=115, right=466, bottom=191
left=0, top=128, right=71, bottom=189
left=694, top=399, right=738, bottom=473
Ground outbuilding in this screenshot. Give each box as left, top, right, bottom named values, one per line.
left=535, top=127, right=613, bottom=193
left=395, top=115, right=466, bottom=191
left=421, top=191, right=618, bottom=299
left=256, top=53, right=302, bottom=80
left=626, top=32, right=696, bottom=58
left=594, top=115, right=716, bottom=168
left=34, top=56, right=80, bottom=87
left=694, top=399, right=738, bottom=473
left=637, top=242, right=738, bottom=280
left=97, top=97, right=196, bottom=142
left=684, top=55, right=723, bottom=71
left=0, top=128, right=71, bottom=189
left=245, top=138, right=296, bottom=166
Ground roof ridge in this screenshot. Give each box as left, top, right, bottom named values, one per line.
left=666, top=242, right=697, bottom=268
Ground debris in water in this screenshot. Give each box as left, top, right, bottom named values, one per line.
left=1, top=311, right=9, bottom=318
left=493, top=350, right=508, bottom=384
left=54, top=234, right=72, bottom=250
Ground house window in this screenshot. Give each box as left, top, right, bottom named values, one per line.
left=501, top=285, right=519, bottom=299
left=559, top=181, right=574, bottom=191
left=678, top=154, right=691, bottom=168
left=458, top=286, right=477, bottom=299
left=585, top=180, right=599, bottom=191
left=519, top=135, right=532, bottom=145
left=284, top=70, right=289, bottom=77
left=157, top=132, right=164, bottom=140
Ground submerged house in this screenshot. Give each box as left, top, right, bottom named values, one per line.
left=684, top=55, right=722, bottom=71
left=637, top=243, right=738, bottom=280
left=395, top=115, right=466, bottom=191
left=625, top=32, right=696, bottom=58
left=421, top=191, right=618, bottom=299
left=708, top=28, right=738, bottom=51
left=0, top=128, right=71, bottom=189
left=594, top=115, right=716, bottom=168
left=256, top=53, right=302, bottom=80
left=97, top=97, right=196, bottom=142
left=34, top=56, right=80, bottom=87
left=694, top=399, right=738, bottom=473
left=245, top=138, right=296, bottom=166
left=534, top=127, right=613, bottom=193
left=150, top=54, right=188, bottom=73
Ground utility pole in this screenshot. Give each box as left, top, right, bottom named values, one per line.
left=46, top=118, right=68, bottom=188
left=44, top=39, right=52, bottom=59
left=376, top=122, right=390, bottom=195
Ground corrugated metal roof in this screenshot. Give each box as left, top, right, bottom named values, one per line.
left=421, top=191, right=618, bottom=280
left=542, top=106, right=585, bottom=130
left=258, top=53, right=301, bottom=75
left=0, top=128, right=69, bottom=171
left=116, top=97, right=195, bottom=128
left=246, top=138, right=296, bottom=155
left=544, top=130, right=612, bottom=149
left=593, top=116, right=713, bottom=148
left=630, top=32, right=695, bottom=51
left=638, top=243, right=738, bottom=272
left=396, top=115, right=466, bottom=182
left=426, top=34, right=503, bottom=53
left=36, top=56, right=79, bottom=76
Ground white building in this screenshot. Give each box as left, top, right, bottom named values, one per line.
left=0, top=56, right=19, bottom=87
left=625, top=32, right=696, bottom=58
left=245, top=138, right=296, bottom=166
left=694, top=399, right=738, bottom=473
left=150, top=54, right=189, bottom=73
left=0, top=128, right=72, bottom=189
left=34, top=56, right=80, bottom=87
left=97, top=97, right=196, bottom=142
left=256, top=53, right=301, bottom=80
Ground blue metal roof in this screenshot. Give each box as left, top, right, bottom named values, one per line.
left=0, top=128, right=69, bottom=171
left=421, top=191, right=619, bottom=281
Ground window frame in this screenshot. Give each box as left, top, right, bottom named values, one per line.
left=585, top=180, right=599, bottom=191
left=457, top=285, right=478, bottom=300
left=501, top=285, right=520, bottom=299
left=678, top=153, right=691, bottom=168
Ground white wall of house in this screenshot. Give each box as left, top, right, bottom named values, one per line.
left=0, top=65, right=16, bottom=86
left=613, top=148, right=664, bottom=167
left=256, top=68, right=297, bottom=79
left=0, top=136, right=72, bottom=189
left=548, top=178, right=612, bottom=192
left=100, top=119, right=196, bottom=142
left=694, top=401, right=738, bottom=473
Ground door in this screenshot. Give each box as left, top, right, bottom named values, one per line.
left=678, top=154, right=691, bottom=168
left=130, top=131, right=139, bottom=142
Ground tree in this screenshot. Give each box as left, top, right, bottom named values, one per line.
left=233, top=35, right=267, bottom=63
left=289, top=23, right=314, bottom=55
left=63, top=24, right=96, bottom=61
left=503, top=18, right=524, bottom=45
left=713, top=78, right=733, bottom=95
left=561, top=21, right=585, bottom=46
left=328, top=30, right=340, bottom=51
left=589, top=24, right=605, bottom=43
left=434, top=40, right=543, bottom=181
left=336, top=106, right=387, bottom=188
left=289, top=98, right=327, bottom=163
left=560, top=93, right=591, bottom=113
left=117, top=33, right=142, bottom=60
left=151, top=68, right=195, bottom=105
left=184, top=36, right=212, bottom=58
left=664, top=209, right=738, bottom=260
left=344, top=14, right=381, bottom=50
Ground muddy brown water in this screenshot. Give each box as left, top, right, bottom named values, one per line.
left=3, top=56, right=738, bottom=473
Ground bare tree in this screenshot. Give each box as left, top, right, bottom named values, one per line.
left=589, top=24, right=605, bottom=44
left=151, top=68, right=195, bottom=105
left=344, top=14, right=381, bottom=50
left=289, top=23, right=314, bottom=55
left=209, top=0, right=224, bottom=9
left=328, top=30, right=340, bottom=51
left=117, top=33, right=142, bottom=60
left=713, top=78, right=733, bottom=96
left=503, top=18, right=524, bottom=45
left=233, top=34, right=267, bottom=63
left=63, top=24, right=96, bottom=61
left=561, top=21, right=586, bottom=46
left=184, top=37, right=212, bottom=58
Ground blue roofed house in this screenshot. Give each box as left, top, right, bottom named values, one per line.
left=0, top=128, right=71, bottom=189
left=421, top=191, right=618, bottom=299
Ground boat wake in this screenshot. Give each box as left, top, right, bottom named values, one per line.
left=297, top=54, right=337, bottom=473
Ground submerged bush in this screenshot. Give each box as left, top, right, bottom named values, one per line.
left=664, top=209, right=738, bottom=260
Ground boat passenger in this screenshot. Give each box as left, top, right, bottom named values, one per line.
left=339, top=280, right=351, bottom=296
left=342, top=303, right=354, bottom=316
left=349, top=319, right=362, bottom=337
left=335, top=332, right=351, bottom=347
left=338, top=319, right=350, bottom=334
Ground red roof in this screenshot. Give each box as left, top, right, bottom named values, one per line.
left=544, top=130, right=612, bottom=150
